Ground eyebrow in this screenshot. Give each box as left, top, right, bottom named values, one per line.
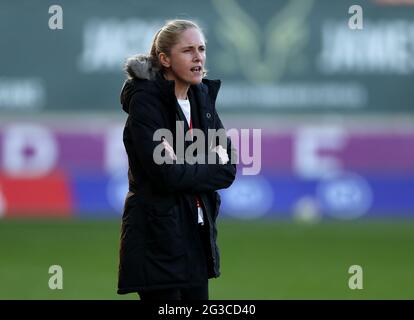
left=180, top=44, right=206, bottom=49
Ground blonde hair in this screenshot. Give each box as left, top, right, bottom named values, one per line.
left=149, top=19, right=207, bottom=76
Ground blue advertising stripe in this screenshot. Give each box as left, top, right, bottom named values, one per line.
left=219, top=173, right=414, bottom=219
left=70, top=172, right=117, bottom=218
left=367, top=176, right=414, bottom=210
left=67, top=170, right=414, bottom=219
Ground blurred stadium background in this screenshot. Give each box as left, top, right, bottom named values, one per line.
left=1, top=0, right=414, bottom=299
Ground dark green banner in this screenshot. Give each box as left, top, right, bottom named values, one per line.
left=1, top=0, right=413, bottom=114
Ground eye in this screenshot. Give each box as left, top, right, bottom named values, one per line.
left=199, top=47, right=206, bottom=52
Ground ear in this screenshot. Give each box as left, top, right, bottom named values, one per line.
left=159, top=53, right=171, bottom=68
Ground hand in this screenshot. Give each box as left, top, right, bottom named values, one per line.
left=162, top=138, right=177, bottom=161
left=211, top=145, right=229, bottom=164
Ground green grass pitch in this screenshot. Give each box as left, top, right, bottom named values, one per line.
left=0, top=219, right=413, bottom=299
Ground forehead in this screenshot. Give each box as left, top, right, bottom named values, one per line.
left=176, top=28, right=205, bottom=47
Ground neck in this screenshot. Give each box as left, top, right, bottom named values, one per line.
left=175, top=84, right=189, bottom=100
left=163, top=72, right=189, bottom=100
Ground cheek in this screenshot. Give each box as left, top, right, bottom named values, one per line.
left=171, top=56, right=185, bottom=69
left=173, top=60, right=191, bottom=76
left=174, top=64, right=190, bottom=77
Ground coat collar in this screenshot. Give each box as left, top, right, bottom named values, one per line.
left=153, top=72, right=221, bottom=107
left=152, top=72, right=221, bottom=132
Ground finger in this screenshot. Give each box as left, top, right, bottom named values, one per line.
left=162, top=140, right=172, bottom=149
left=163, top=143, right=177, bottom=160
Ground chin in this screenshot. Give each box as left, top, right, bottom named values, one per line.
left=190, top=77, right=203, bottom=85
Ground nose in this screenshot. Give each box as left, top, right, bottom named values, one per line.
left=193, top=50, right=204, bottom=62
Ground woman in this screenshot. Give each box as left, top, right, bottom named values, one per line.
left=117, top=19, right=237, bottom=300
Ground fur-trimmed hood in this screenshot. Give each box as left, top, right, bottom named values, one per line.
left=120, top=54, right=221, bottom=115
left=120, top=54, right=161, bottom=113
left=124, top=54, right=159, bottom=80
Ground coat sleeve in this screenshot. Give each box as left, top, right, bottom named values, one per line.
left=128, top=91, right=236, bottom=193
left=214, top=109, right=238, bottom=170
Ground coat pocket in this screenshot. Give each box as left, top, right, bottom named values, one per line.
left=145, top=205, right=187, bottom=284
left=146, top=204, right=183, bottom=246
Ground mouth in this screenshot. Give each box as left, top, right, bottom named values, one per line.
left=190, top=66, right=203, bottom=74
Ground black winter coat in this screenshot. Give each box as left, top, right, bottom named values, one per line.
left=117, top=68, right=236, bottom=294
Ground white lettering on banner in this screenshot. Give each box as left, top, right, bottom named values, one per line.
left=3, top=124, right=58, bottom=177
left=218, top=83, right=367, bottom=109
left=316, top=172, right=372, bottom=219
left=319, top=20, right=414, bottom=74
left=48, top=5, right=63, bottom=30
left=105, top=125, right=128, bottom=175
left=78, top=19, right=161, bottom=72
left=222, top=176, right=272, bottom=219
left=0, top=78, right=45, bottom=110
left=294, top=126, right=347, bottom=179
